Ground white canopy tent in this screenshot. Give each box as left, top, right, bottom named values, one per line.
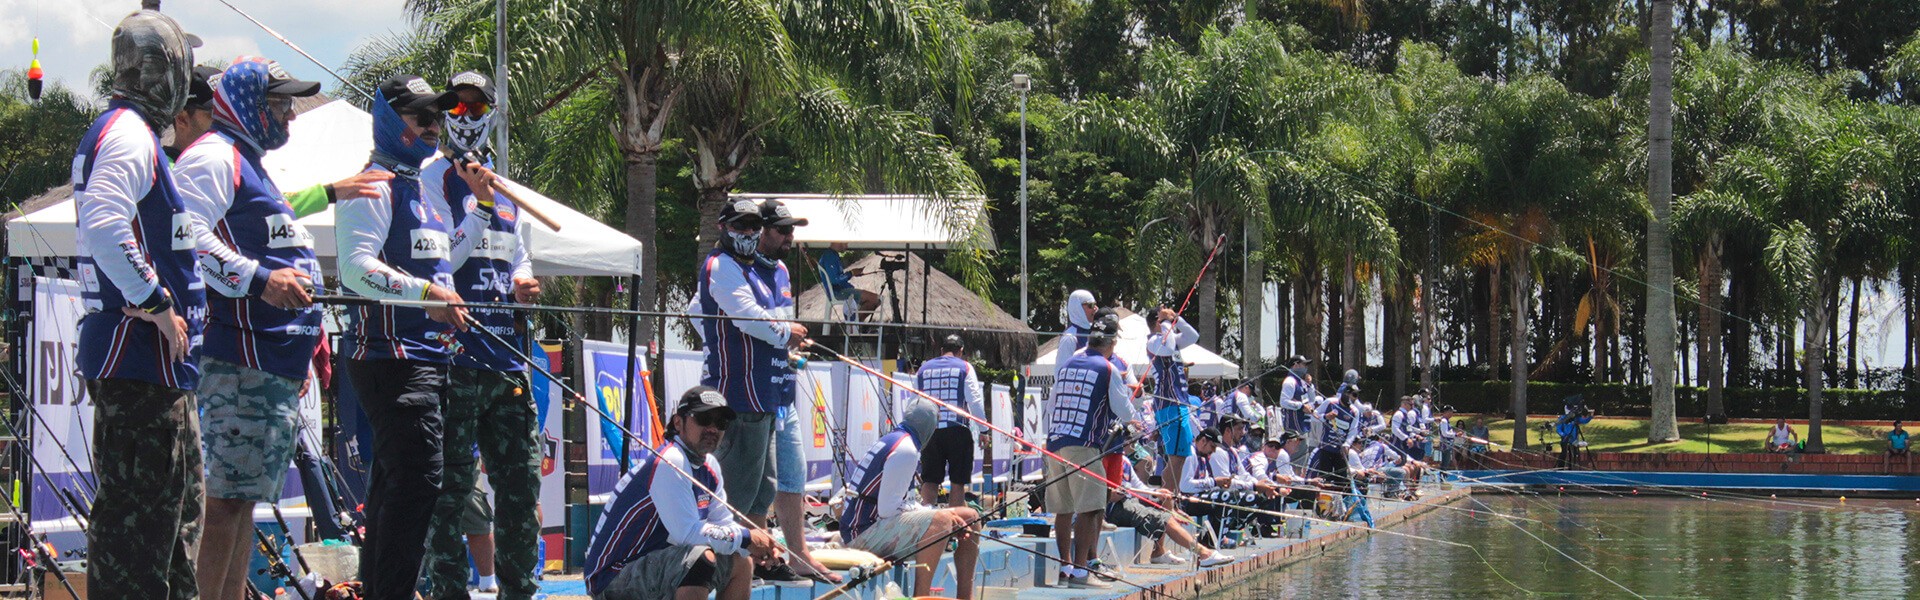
left=729, top=192, right=993, bottom=250
left=1027, top=312, right=1240, bottom=379
left=8, top=100, right=643, bottom=277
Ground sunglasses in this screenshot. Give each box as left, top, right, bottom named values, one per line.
left=771, top=224, right=795, bottom=236
left=449, top=101, right=492, bottom=117
left=727, top=220, right=764, bottom=232
left=266, top=95, right=294, bottom=115
left=692, top=411, right=733, bottom=431
left=406, top=111, right=442, bottom=127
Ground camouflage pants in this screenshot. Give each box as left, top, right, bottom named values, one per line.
left=425, top=366, right=541, bottom=600
left=86, top=378, right=203, bottom=600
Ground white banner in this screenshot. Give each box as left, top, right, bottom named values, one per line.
left=989, top=384, right=1012, bottom=479
left=660, top=349, right=703, bottom=416
left=842, top=367, right=888, bottom=470
left=793, top=362, right=839, bottom=490
left=29, top=277, right=88, bottom=531
left=1022, top=387, right=1045, bottom=475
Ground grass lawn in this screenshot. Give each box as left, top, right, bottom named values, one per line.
left=1466, top=417, right=1896, bottom=455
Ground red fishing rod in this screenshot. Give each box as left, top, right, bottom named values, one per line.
left=1177, top=233, right=1231, bottom=315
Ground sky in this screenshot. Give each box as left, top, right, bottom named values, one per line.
left=2, top=0, right=408, bottom=98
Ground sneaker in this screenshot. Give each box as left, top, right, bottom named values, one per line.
left=1150, top=553, right=1189, bottom=565
left=1197, top=552, right=1236, bottom=567
left=755, top=563, right=812, bottom=588
left=1067, top=575, right=1113, bottom=589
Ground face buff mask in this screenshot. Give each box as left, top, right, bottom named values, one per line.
left=109, top=9, right=195, bottom=130
left=728, top=229, right=762, bottom=258
left=211, top=58, right=291, bottom=150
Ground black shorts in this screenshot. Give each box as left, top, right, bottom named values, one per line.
left=919, top=426, right=974, bottom=489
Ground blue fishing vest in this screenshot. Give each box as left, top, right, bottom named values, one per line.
left=440, top=160, right=527, bottom=372
left=916, top=355, right=972, bottom=430
left=697, top=248, right=793, bottom=413
left=1150, top=354, right=1187, bottom=411
left=1046, top=352, right=1117, bottom=452
left=73, top=102, right=207, bottom=389
left=1320, top=401, right=1356, bottom=450
left=340, top=163, right=456, bottom=363
left=584, top=439, right=722, bottom=594
left=198, top=126, right=323, bottom=381
left=840, top=429, right=915, bottom=541
left=1282, top=375, right=1311, bottom=432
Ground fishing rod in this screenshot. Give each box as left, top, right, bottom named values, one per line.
left=1168, top=492, right=1550, bottom=597
left=0, top=484, right=82, bottom=599
left=214, top=0, right=370, bottom=100
left=973, top=533, right=1185, bottom=600
left=811, top=428, right=1132, bottom=600
left=804, top=341, right=1186, bottom=518
left=312, top=295, right=1051, bottom=338
left=251, top=519, right=316, bottom=600
left=1176, top=233, right=1230, bottom=315
left=375, top=304, right=784, bottom=541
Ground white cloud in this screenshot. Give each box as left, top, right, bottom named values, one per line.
left=1, top=0, right=407, bottom=100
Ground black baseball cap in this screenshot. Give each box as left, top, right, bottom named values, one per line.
left=1277, top=431, right=1301, bottom=443
left=447, top=71, right=496, bottom=103
left=185, top=65, right=220, bottom=111
left=719, top=198, right=764, bottom=226
left=1197, top=428, right=1222, bottom=443
left=677, top=386, right=736, bottom=420
left=378, top=75, right=458, bottom=115
left=759, top=199, right=809, bottom=227
left=259, top=59, right=321, bottom=97
left=1286, top=355, right=1310, bottom=367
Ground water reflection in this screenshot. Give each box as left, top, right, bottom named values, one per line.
left=1210, top=495, right=1920, bottom=599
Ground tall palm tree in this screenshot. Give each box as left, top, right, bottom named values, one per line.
left=1646, top=0, right=1681, bottom=443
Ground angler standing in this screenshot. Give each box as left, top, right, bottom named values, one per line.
left=174, top=56, right=326, bottom=600
left=695, top=198, right=816, bottom=585
left=336, top=74, right=468, bottom=600
left=420, top=71, right=547, bottom=600
left=1146, top=306, right=1198, bottom=487
left=74, top=9, right=205, bottom=597
left=916, top=334, right=987, bottom=508
left=1054, top=289, right=1097, bottom=366
left=1045, top=315, right=1131, bottom=589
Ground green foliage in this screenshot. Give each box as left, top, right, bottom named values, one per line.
left=0, top=72, right=94, bottom=206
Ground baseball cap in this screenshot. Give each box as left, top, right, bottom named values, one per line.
left=1286, top=355, right=1310, bottom=367
left=378, top=75, right=458, bottom=115
left=759, top=199, right=809, bottom=227
left=1277, top=431, right=1301, bottom=443
left=676, top=386, right=736, bottom=420
left=1197, top=428, right=1222, bottom=443
left=719, top=198, right=764, bottom=226
left=447, top=71, right=496, bottom=103
left=185, top=65, right=219, bottom=110
left=258, top=58, right=320, bottom=97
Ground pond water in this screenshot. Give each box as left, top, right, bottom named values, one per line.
left=1211, top=493, right=1920, bottom=599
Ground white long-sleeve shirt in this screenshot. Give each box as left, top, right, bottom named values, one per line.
left=1279, top=376, right=1313, bottom=412
left=1144, top=317, right=1197, bottom=357
left=870, top=437, right=928, bottom=522
left=75, top=112, right=171, bottom=308
left=335, top=169, right=435, bottom=301
left=172, top=134, right=272, bottom=298
left=1246, top=449, right=1302, bottom=484
left=693, top=255, right=791, bottom=347
left=1178, top=447, right=1254, bottom=494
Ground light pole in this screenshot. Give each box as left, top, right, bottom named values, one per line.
left=1014, top=73, right=1031, bottom=323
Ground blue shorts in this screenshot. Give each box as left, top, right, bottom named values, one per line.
left=1156, top=405, right=1193, bottom=457
left=774, top=406, right=806, bottom=494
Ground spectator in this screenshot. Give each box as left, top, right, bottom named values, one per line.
left=1889, top=421, right=1909, bottom=457
left=1767, top=419, right=1798, bottom=454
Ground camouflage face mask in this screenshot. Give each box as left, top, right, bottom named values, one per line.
left=110, top=10, right=194, bottom=129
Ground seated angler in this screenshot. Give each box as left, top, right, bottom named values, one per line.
left=1107, top=455, right=1234, bottom=568
left=1176, top=427, right=1269, bottom=536
left=1247, top=432, right=1321, bottom=508
left=1353, top=434, right=1424, bottom=500
left=584, top=387, right=780, bottom=600
left=840, top=396, right=981, bottom=599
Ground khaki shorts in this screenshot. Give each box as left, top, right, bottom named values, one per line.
left=1044, top=445, right=1108, bottom=514
left=594, top=544, right=737, bottom=600
left=848, top=508, right=940, bottom=560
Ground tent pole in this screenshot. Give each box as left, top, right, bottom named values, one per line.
left=621, top=274, right=639, bottom=472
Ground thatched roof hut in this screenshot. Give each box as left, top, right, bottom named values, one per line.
left=796, top=252, right=1037, bottom=367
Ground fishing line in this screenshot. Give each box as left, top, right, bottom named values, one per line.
left=973, top=533, right=1186, bottom=600
left=1466, top=495, right=1649, bottom=599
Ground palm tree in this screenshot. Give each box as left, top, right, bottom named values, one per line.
left=1645, top=0, right=1681, bottom=443
left=1073, top=23, right=1311, bottom=348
